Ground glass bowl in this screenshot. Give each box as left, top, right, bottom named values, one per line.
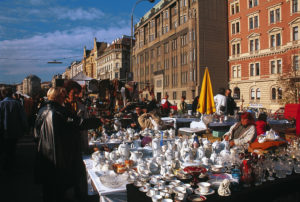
left=99, top=171, right=128, bottom=189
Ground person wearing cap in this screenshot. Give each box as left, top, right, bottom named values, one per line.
left=223, top=112, right=256, bottom=148
left=177, top=96, right=188, bottom=114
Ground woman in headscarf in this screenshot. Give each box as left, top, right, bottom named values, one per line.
left=223, top=112, right=256, bottom=148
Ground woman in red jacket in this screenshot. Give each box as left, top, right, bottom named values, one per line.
left=255, top=113, right=270, bottom=137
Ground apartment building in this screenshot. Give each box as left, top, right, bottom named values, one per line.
left=83, top=38, right=107, bottom=79
left=96, top=36, right=131, bottom=81
left=133, top=0, right=228, bottom=103
left=228, top=0, right=300, bottom=111
left=70, top=61, right=83, bottom=78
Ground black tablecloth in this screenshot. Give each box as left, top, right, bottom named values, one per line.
left=127, top=173, right=300, bottom=202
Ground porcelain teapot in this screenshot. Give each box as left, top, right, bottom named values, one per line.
left=118, top=142, right=130, bottom=159
left=130, top=150, right=143, bottom=162
left=147, top=160, right=160, bottom=174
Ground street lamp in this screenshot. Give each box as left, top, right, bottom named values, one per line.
left=130, top=0, right=155, bottom=78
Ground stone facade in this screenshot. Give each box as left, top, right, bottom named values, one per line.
left=96, top=36, right=131, bottom=81
left=23, top=75, right=41, bottom=97
left=133, top=0, right=228, bottom=104
left=83, top=38, right=107, bottom=79
left=70, top=61, right=83, bottom=78
left=228, top=0, right=300, bottom=111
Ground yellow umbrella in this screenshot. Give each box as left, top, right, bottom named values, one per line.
left=197, top=67, right=216, bottom=114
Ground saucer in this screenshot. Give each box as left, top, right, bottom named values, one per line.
left=134, top=182, right=144, bottom=187
left=195, top=188, right=215, bottom=196
left=146, top=192, right=153, bottom=197
left=139, top=187, right=149, bottom=192
left=149, top=180, right=158, bottom=185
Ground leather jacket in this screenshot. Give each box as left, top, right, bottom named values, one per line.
left=34, top=101, right=100, bottom=187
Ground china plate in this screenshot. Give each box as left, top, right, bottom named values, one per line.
left=195, top=188, right=215, bottom=196
left=139, top=187, right=149, bottom=192
left=188, top=194, right=207, bottom=202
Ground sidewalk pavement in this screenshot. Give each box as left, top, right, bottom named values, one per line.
left=0, top=135, right=99, bottom=202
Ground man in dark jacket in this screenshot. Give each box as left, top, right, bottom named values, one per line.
left=34, top=87, right=101, bottom=202
left=0, top=87, right=28, bottom=170
left=225, top=89, right=237, bottom=115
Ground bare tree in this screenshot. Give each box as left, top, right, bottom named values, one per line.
left=277, top=64, right=300, bottom=104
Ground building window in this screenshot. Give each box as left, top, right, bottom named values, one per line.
left=270, top=32, right=281, bottom=48
left=182, top=91, right=186, bottom=98
left=115, top=72, right=119, bottom=79
left=269, top=6, right=281, bottom=24
left=164, top=59, right=169, bottom=70
left=292, top=0, right=298, bottom=13
left=250, top=62, right=260, bottom=76
left=249, top=14, right=259, bottom=30
left=181, top=34, right=187, bottom=46
left=157, top=46, right=161, bottom=56
left=256, top=88, right=261, bottom=100
left=164, top=42, right=169, bottom=53
left=272, top=88, right=276, bottom=100
left=181, top=72, right=188, bottom=84
left=232, top=65, right=241, bottom=78
left=231, top=42, right=241, bottom=56
left=172, top=56, right=177, bottom=68
left=231, top=1, right=240, bottom=15
left=249, top=0, right=258, bottom=8
left=231, top=21, right=240, bottom=35
left=251, top=88, right=255, bottom=100
left=250, top=63, right=255, bottom=76
left=234, top=87, right=240, bottom=99
left=277, top=60, right=282, bottom=74
left=293, top=26, right=299, bottom=41
left=278, top=88, right=282, bottom=99
left=173, top=91, right=177, bottom=100
left=255, top=63, right=260, bottom=76
left=293, top=55, right=299, bottom=70
left=172, top=39, right=177, bottom=50
left=233, top=66, right=237, bottom=78
left=271, top=60, right=276, bottom=74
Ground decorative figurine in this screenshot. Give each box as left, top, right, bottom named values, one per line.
left=218, top=179, right=231, bottom=196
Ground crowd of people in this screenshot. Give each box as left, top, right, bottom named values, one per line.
left=0, top=82, right=298, bottom=202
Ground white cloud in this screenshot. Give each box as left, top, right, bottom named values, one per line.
left=29, top=0, right=45, bottom=5
left=51, top=7, right=105, bottom=21
left=0, top=25, right=130, bottom=83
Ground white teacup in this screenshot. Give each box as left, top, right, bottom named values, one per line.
left=212, top=165, right=223, bottom=172
left=198, top=182, right=211, bottom=194
left=143, top=183, right=151, bottom=190
left=152, top=194, right=162, bottom=202
left=149, top=188, right=159, bottom=197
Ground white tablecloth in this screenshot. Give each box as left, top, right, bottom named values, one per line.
left=83, top=157, right=127, bottom=202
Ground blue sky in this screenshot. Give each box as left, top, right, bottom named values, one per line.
left=0, top=0, right=157, bottom=84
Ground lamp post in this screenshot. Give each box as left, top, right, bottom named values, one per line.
left=130, top=0, right=155, bottom=79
